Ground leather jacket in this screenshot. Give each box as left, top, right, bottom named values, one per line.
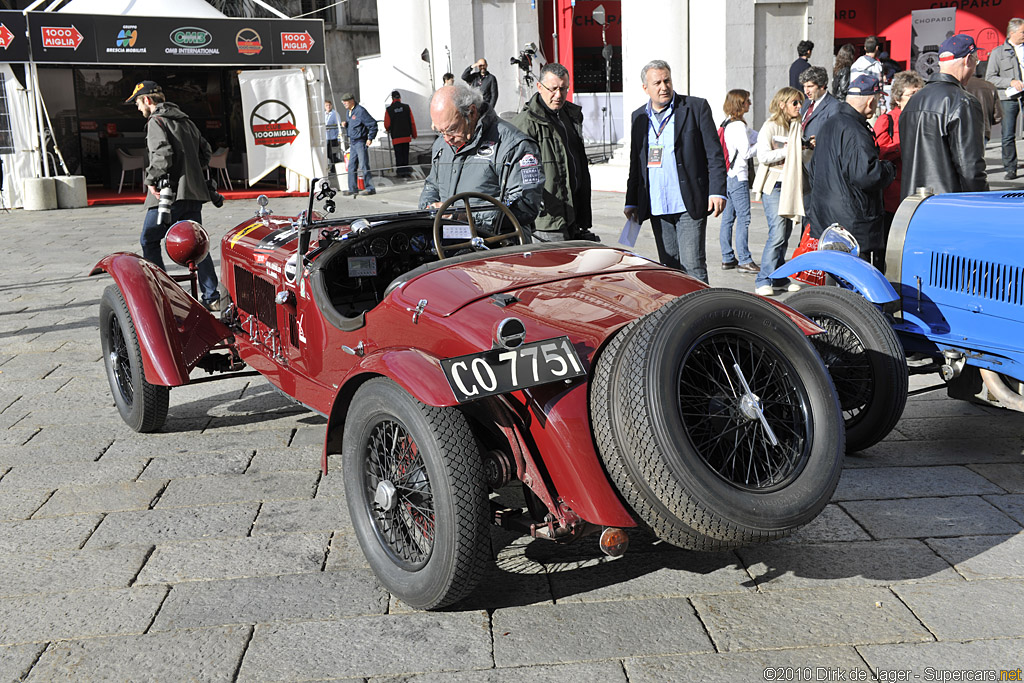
left=898, top=73, right=988, bottom=199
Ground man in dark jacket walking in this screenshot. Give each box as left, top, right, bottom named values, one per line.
left=900, top=34, right=988, bottom=198
left=984, top=17, right=1024, bottom=179
left=340, top=92, right=378, bottom=196
left=808, top=74, right=895, bottom=269
left=462, top=58, right=498, bottom=110
left=126, top=80, right=220, bottom=310
left=623, top=60, right=726, bottom=282
left=511, top=62, right=595, bottom=241
left=385, top=90, right=417, bottom=178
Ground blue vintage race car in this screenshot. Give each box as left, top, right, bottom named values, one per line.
left=774, top=188, right=1024, bottom=452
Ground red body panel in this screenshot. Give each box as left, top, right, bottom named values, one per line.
left=91, top=253, right=234, bottom=386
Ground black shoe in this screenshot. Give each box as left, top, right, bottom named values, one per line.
left=722, top=259, right=739, bottom=270
left=1006, top=170, right=1018, bottom=180
left=737, top=261, right=760, bottom=273
left=342, top=190, right=357, bottom=196
left=575, top=229, right=601, bottom=242
left=202, top=297, right=221, bottom=313
left=362, top=188, right=376, bottom=196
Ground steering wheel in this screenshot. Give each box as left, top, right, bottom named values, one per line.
left=432, top=191, right=525, bottom=259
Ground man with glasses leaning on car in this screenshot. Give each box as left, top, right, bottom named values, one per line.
left=419, top=83, right=544, bottom=235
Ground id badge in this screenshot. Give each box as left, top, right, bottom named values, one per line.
left=648, top=145, right=664, bottom=168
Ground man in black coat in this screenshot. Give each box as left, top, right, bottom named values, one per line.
left=808, top=74, right=895, bottom=269
left=789, top=40, right=814, bottom=89
left=624, top=60, right=726, bottom=282
left=461, top=58, right=498, bottom=110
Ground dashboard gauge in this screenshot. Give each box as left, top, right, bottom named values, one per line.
left=370, top=237, right=389, bottom=258
left=352, top=243, right=369, bottom=257
left=390, top=232, right=409, bottom=253
left=410, top=233, right=429, bottom=253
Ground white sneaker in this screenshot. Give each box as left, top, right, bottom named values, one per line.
left=784, top=282, right=803, bottom=292
left=755, top=285, right=775, bottom=297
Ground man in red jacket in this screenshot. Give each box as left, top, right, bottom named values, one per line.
left=385, top=90, right=417, bottom=178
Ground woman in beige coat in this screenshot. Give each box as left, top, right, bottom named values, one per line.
left=751, top=86, right=805, bottom=296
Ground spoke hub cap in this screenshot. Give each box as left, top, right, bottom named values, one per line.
left=374, top=479, right=398, bottom=511
left=738, top=392, right=763, bottom=421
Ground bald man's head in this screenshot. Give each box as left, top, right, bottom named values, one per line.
left=430, top=84, right=482, bottom=148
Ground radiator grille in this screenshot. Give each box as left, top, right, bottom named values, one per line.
left=929, top=252, right=1024, bottom=306
left=1001, top=192, right=1024, bottom=198
left=233, top=264, right=278, bottom=329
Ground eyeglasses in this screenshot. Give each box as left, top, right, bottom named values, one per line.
left=539, top=82, right=569, bottom=95
left=432, top=118, right=464, bottom=139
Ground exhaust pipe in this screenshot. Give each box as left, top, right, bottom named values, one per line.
left=980, top=369, right=1024, bottom=412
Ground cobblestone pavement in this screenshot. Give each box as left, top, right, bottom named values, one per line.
left=1, top=150, right=1023, bottom=681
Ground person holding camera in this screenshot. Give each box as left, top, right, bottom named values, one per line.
left=461, top=58, right=498, bottom=110
left=126, top=80, right=221, bottom=311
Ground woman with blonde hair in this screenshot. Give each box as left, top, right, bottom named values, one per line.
left=719, top=89, right=759, bottom=273
left=751, top=86, right=805, bottom=296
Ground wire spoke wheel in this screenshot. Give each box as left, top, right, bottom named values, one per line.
left=808, top=315, right=873, bottom=423
left=364, top=419, right=435, bottom=569
left=108, top=314, right=135, bottom=406
left=677, top=329, right=811, bottom=492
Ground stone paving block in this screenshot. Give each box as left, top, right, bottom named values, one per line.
left=0, top=643, right=45, bottom=682
left=624, top=646, right=869, bottom=683
left=323, top=526, right=371, bottom=571
left=445, top=560, right=554, bottom=613
left=832, top=465, right=1004, bottom=501
left=841, top=496, right=1022, bottom=539
left=925, top=534, right=1024, bottom=580
left=0, top=488, right=50, bottom=522
left=171, top=426, right=294, bottom=452
left=899, top=398, right=992, bottom=419
left=969, top=463, right=1024, bottom=493
left=0, top=586, right=167, bottom=646
left=251, top=498, right=350, bottom=535
left=492, top=599, right=713, bottom=667
left=766, top=504, right=872, bottom=544
left=85, top=503, right=259, bottom=549
left=0, top=439, right=112, bottom=466
left=894, top=580, right=1024, bottom=640
left=847, top=438, right=1024, bottom=468
left=370, top=661, right=628, bottom=683
left=739, top=539, right=959, bottom=589
left=135, top=532, right=330, bottom=584
left=155, top=470, right=318, bottom=508
left=138, top=450, right=253, bottom=480
left=248, top=446, right=320, bottom=473
left=0, top=546, right=151, bottom=598
left=0, top=514, right=100, bottom=553
left=26, top=625, right=250, bottom=681
left=0, top=458, right=145, bottom=491
left=238, top=612, right=493, bottom=680
left=0, top=427, right=38, bottom=447
left=858, top=638, right=1024, bottom=677
left=894, top=415, right=1024, bottom=441
left=691, top=586, right=932, bottom=651
left=545, top=550, right=752, bottom=603
left=314, top=468, right=348, bottom=498
left=291, top=421, right=328, bottom=448
left=151, top=570, right=388, bottom=631
left=33, top=480, right=165, bottom=518
left=986, top=494, right=1024, bottom=525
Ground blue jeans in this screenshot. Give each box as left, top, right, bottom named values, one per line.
left=141, top=200, right=219, bottom=304
left=1001, top=99, right=1020, bottom=174
left=348, top=139, right=375, bottom=193
left=651, top=212, right=708, bottom=283
left=755, top=188, right=794, bottom=289
left=719, top=175, right=753, bottom=265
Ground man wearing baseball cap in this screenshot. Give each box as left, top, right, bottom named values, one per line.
left=807, top=74, right=896, bottom=269
left=126, top=80, right=221, bottom=310
left=899, top=34, right=988, bottom=198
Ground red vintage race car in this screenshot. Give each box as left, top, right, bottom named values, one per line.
left=92, top=184, right=845, bottom=610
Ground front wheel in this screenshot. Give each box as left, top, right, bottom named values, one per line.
left=99, top=285, right=169, bottom=432
left=785, top=287, right=907, bottom=452
left=343, top=378, right=489, bottom=610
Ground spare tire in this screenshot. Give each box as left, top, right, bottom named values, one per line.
left=591, top=289, right=844, bottom=550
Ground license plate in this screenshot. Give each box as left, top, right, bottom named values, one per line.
left=441, top=336, right=586, bottom=403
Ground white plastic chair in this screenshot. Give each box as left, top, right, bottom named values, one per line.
left=116, top=148, right=145, bottom=194
left=207, top=147, right=233, bottom=190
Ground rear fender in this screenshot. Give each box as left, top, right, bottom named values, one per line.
left=322, top=347, right=457, bottom=471
left=91, top=253, right=234, bottom=386
left=772, top=252, right=899, bottom=304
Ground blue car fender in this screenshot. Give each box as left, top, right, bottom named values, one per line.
left=771, top=252, right=899, bottom=304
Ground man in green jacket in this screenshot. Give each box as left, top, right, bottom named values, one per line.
left=512, top=63, right=597, bottom=241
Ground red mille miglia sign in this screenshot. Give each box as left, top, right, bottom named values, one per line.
left=0, top=24, right=15, bottom=50
left=41, top=25, right=84, bottom=50
left=280, top=31, right=314, bottom=53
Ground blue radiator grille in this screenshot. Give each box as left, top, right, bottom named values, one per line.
left=929, top=252, right=1024, bottom=306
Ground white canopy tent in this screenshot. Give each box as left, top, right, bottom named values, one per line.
left=56, top=0, right=227, bottom=17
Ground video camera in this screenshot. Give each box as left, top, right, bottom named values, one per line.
left=510, top=42, right=537, bottom=73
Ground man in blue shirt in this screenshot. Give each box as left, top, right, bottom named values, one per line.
left=324, top=99, right=341, bottom=163
left=340, top=92, right=378, bottom=196
left=624, top=60, right=727, bottom=282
